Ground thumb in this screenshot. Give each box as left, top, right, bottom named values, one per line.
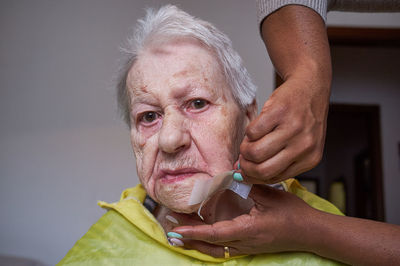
left=248, top=184, right=279, bottom=206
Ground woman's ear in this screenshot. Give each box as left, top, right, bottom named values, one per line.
left=246, top=99, right=258, bottom=122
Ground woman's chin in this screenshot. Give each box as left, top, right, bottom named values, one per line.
left=157, top=195, right=200, bottom=214
left=166, top=202, right=200, bottom=214
left=157, top=194, right=200, bottom=214
left=154, top=176, right=204, bottom=213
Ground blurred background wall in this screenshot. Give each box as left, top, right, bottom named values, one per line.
left=0, top=1, right=399, bottom=265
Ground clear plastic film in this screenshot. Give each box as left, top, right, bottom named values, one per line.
left=188, top=171, right=252, bottom=220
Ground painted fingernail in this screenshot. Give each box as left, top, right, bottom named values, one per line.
left=237, top=162, right=240, bottom=170
left=168, top=237, right=184, bottom=247
left=166, top=215, right=179, bottom=224
left=167, top=232, right=183, bottom=239
left=233, top=172, right=243, bottom=182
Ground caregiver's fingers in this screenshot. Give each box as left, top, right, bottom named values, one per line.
left=182, top=240, right=241, bottom=258
left=241, top=94, right=303, bottom=164
left=240, top=128, right=293, bottom=164
left=173, top=216, right=252, bottom=244
left=239, top=150, right=292, bottom=184
left=240, top=131, right=321, bottom=184
left=244, top=100, right=284, bottom=142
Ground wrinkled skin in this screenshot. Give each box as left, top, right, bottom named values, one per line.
left=126, top=38, right=256, bottom=213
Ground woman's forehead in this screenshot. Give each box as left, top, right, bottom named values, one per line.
left=133, top=39, right=221, bottom=80
left=127, top=40, right=232, bottom=102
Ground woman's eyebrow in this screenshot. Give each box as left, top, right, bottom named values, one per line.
left=130, top=92, right=158, bottom=106
left=171, top=84, right=214, bottom=99
left=172, top=86, right=197, bottom=99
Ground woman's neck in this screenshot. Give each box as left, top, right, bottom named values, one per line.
left=154, top=190, right=254, bottom=232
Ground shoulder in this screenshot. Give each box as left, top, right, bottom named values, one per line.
left=57, top=210, right=147, bottom=265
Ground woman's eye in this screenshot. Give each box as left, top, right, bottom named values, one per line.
left=140, top=111, right=159, bottom=124
left=190, top=99, right=208, bottom=110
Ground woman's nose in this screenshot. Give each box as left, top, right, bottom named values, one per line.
left=158, top=112, right=190, bottom=154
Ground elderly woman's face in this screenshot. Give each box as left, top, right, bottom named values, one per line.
left=126, top=39, right=252, bottom=213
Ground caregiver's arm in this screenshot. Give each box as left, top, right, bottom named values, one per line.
left=172, top=185, right=400, bottom=265
left=308, top=209, right=400, bottom=265
left=240, top=4, right=331, bottom=184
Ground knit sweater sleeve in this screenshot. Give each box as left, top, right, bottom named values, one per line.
left=256, top=0, right=400, bottom=27
left=256, top=0, right=329, bottom=25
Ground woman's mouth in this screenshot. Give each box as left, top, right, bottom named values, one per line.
left=159, top=168, right=201, bottom=184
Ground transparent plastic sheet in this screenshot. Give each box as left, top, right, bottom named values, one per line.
left=188, top=171, right=252, bottom=220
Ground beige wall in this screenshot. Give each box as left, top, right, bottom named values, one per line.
left=0, top=1, right=399, bottom=265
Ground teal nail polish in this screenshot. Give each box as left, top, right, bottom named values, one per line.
left=237, top=162, right=240, bottom=170
left=233, top=172, right=243, bottom=182
left=167, top=232, right=183, bottom=239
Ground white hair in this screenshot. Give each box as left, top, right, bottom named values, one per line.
left=117, top=5, right=257, bottom=125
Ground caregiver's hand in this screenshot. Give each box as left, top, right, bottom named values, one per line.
left=239, top=5, right=331, bottom=184
left=239, top=77, right=329, bottom=184
left=171, top=185, right=400, bottom=266
left=171, top=185, right=314, bottom=257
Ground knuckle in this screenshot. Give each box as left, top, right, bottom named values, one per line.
left=269, top=175, right=285, bottom=184
left=290, top=118, right=303, bottom=133
left=249, top=147, right=263, bottom=162
left=246, top=126, right=258, bottom=140
left=255, top=163, right=273, bottom=180
left=239, top=141, right=250, bottom=156
left=241, top=143, right=261, bottom=162
left=242, top=218, right=256, bottom=238
left=309, top=150, right=323, bottom=168
left=207, top=225, right=219, bottom=243
left=302, top=134, right=316, bottom=152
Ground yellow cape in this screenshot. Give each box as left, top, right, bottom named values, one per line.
left=58, top=179, right=346, bottom=265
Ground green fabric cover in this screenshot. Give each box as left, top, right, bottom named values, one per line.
left=58, top=180, right=346, bottom=265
